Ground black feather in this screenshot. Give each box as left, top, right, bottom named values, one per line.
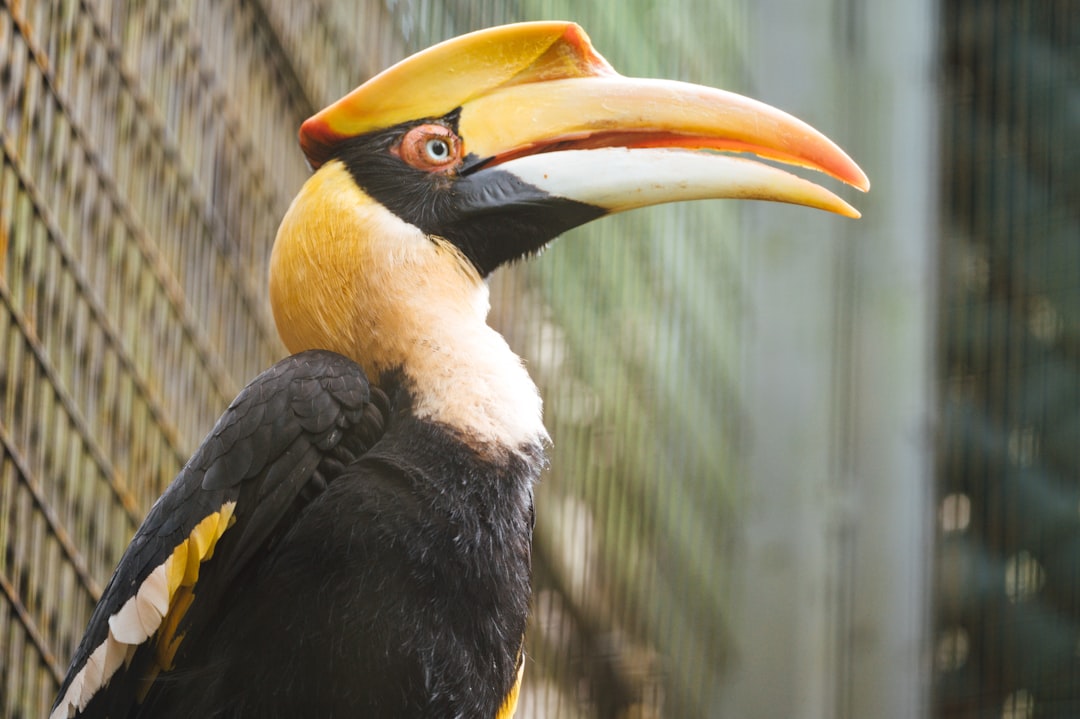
left=52, top=350, right=381, bottom=719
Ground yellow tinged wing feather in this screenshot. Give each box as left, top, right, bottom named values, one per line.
left=182, top=526, right=203, bottom=585
left=187, top=512, right=219, bottom=568
left=155, top=588, right=195, bottom=670
left=51, top=503, right=238, bottom=719
left=165, top=541, right=188, bottom=597
left=496, top=652, right=526, bottom=719
left=218, top=500, right=237, bottom=533
left=153, top=502, right=237, bottom=669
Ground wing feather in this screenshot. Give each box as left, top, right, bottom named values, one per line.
left=51, top=350, right=385, bottom=719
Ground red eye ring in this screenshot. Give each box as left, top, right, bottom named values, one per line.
left=393, top=124, right=463, bottom=174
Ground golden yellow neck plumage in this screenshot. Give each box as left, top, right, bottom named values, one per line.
left=270, top=161, right=481, bottom=374
left=269, top=160, right=545, bottom=450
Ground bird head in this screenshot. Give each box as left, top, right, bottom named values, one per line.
left=269, top=21, right=868, bottom=376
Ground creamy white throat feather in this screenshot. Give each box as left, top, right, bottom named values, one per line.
left=405, top=277, right=548, bottom=451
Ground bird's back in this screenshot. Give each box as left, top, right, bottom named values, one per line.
left=139, top=402, right=538, bottom=718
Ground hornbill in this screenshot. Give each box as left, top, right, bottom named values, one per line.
left=51, top=21, right=867, bottom=719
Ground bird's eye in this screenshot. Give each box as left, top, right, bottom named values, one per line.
left=425, top=139, right=450, bottom=162
left=394, top=124, right=463, bottom=174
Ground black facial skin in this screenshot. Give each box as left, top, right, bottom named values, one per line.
left=335, top=110, right=606, bottom=277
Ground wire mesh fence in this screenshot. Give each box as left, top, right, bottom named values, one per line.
left=937, top=1, right=1080, bottom=716
left=1, top=0, right=304, bottom=713
left=10, top=1, right=1078, bottom=718
left=1, top=1, right=740, bottom=717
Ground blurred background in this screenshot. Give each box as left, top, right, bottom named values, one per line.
left=0, top=0, right=1077, bottom=717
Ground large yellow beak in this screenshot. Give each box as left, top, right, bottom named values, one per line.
left=301, top=21, right=868, bottom=218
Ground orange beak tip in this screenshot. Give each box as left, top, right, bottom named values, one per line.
left=852, top=169, right=871, bottom=193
